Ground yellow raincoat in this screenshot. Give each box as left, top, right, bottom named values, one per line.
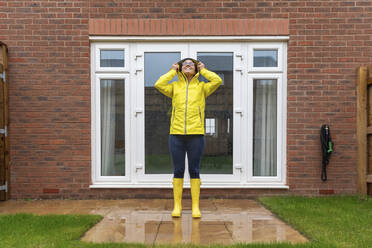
left=155, top=68, right=222, bottom=135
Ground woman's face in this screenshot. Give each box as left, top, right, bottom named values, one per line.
left=181, top=60, right=196, bottom=76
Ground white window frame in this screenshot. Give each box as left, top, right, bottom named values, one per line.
left=205, top=118, right=217, bottom=137
left=91, top=73, right=131, bottom=185
left=90, top=37, right=288, bottom=189
left=246, top=74, right=285, bottom=184
left=248, top=42, right=284, bottom=72
left=95, top=43, right=129, bottom=72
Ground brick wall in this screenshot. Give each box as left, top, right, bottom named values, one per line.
left=1, top=0, right=371, bottom=198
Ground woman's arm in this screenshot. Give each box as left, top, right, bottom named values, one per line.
left=200, top=67, right=223, bottom=97
left=154, top=68, right=177, bottom=98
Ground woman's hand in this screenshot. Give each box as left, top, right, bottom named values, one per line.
left=197, top=61, right=205, bottom=71
left=171, top=63, right=179, bottom=71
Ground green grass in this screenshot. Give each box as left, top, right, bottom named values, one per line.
left=200, top=155, right=233, bottom=174
left=144, top=154, right=234, bottom=174
left=0, top=196, right=371, bottom=248
left=258, top=195, right=372, bottom=248
left=106, top=153, right=234, bottom=175
left=0, top=213, right=102, bottom=248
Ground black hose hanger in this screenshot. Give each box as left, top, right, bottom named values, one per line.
left=320, top=124, right=333, bottom=181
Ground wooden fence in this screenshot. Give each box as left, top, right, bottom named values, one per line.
left=0, top=42, right=9, bottom=201
left=357, top=66, right=372, bottom=196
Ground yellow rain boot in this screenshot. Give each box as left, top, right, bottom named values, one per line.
left=172, top=178, right=184, bottom=217
left=190, top=178, right=201, bottom=218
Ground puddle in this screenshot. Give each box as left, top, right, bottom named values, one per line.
left=82, top=210, right=308, bottom=245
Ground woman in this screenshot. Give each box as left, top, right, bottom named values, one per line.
left=155, top=58, right=222, bottom=218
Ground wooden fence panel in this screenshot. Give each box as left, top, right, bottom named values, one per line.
left=0, top=63, right=4, bottom=201
left=357, top=66, right=372, bottom=196
left=0, top=42, right=9, bottom=201
left=368, top=66, right=372, bottom=195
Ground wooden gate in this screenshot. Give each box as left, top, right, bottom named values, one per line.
left=357, top=66, right=372, bottom=196
left=0, top=42, right=9, bottom=201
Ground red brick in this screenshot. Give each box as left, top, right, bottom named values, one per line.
left=43, top=188, right=60, bottom=194
left=319, top=189, right=335, bottom=195
left=89, top=18, right=289, bottom=36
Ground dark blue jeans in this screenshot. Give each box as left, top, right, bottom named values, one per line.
left=169, top=135, right=205, bottom=179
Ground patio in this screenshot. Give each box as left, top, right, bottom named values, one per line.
left=0, top=198, right=307, bottom=245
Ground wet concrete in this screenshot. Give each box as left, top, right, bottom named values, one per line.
left=0, top=199, right=308, bottom=245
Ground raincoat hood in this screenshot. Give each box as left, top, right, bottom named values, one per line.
left=177, top=58, right=200, bottom=74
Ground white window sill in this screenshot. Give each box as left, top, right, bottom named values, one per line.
left=90, top=183, right=289, bottom=189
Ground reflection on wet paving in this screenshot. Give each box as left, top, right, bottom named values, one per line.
left=82, top=210, right=307, bottom=245
left=0, top=199, right=308, bottom=245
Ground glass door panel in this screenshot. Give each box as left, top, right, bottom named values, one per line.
left=247, top=73, right=283, bottom=183
left=197, top=52, right=234, bottom=174
left=253, top=79, right=277, bottom=176
left=135, top=43, right=188, bottom=182
left=190, top=43, right=243, bottom=183
left=144, top=52, right=180, bottom=174
left=93, top=73, right=130, bottom=184
left=136, top=43, right=242, bottom=184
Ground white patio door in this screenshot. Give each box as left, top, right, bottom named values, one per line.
left=134, top=43, right=188, bottom=185
left=134, top=42, right=245, bottom=186
left=189, top=43, right=244, bottom=185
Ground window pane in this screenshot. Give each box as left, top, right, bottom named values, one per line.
left=144, top=52, right=181, bottom=174
left=198, top=52, right=233, bottom=174
left=145, top=52, right=180, bottom=87
left=205, top=118, right=216, bottom=136
left=253, top=79, right=277, bottom=176
left=100, top=79, right=125, bottom=176
left=100, top=50, right=124, bottom=67
left=253, top=50, right=278, bottom=67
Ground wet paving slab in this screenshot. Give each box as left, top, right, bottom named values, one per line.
left=0, top=199, right=308, bottom=245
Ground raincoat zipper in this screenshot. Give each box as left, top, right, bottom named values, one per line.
left=183, top=74, right=190, bottom=135
left=199, top=106, right=202, bottom=125
left=181, top=72, right=197, bottom=135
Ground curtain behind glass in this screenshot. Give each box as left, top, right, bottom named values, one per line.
left=101, top=79, right=125, bottom=176
left=253, top=79, right=277, bottom=176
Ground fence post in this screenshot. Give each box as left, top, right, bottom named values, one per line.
left=368, top=66, right=372, bottom=195
left=357, top=67, right=368, bottom=195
